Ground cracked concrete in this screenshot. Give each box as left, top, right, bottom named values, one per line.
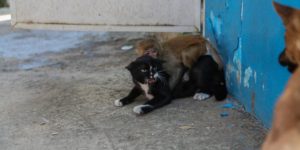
left=0, top=18, right=266, bottom=149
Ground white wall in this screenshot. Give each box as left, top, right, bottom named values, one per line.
left=10, top=0, right=201, bottom=32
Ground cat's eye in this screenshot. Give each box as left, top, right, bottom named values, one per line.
left=141, top=69, right=148, bottom=73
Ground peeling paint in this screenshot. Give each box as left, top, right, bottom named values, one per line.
left=244, top=67, right=253, bottom=88
left=240, top=0, right=244, bottom=20
left=233, top=38, right=242, bottom=64
left=205, top=0, right=292, bottom=128
left=254, top=71, right=257, bottom=83
left=225, top=0, right=229, bottom=9
left=209, top=11, right=222, bottom=44
left=225, top=37, right=243, bottom=86
left=225, top=63, right=235, bottom=87
left=233, top=37, right=242, bottom=84
left=225, top=63, right=231, bottom=81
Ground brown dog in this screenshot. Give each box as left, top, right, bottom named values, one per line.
left=262, top=2, right=300, bottom=150
left=136, top=35, right=223, bottom=89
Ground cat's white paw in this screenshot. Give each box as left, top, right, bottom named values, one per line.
left=133, top=105, right=152, bottom=114
left=114, top=99, right=123, bottom=107
left=193, top=93, right=210, bottom=101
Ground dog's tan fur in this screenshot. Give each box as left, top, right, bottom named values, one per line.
left=153, top=32, right=182, bottom=43
left=262, top=2, right=300, bottom=150
left=274, top=2, right=300, bottom=65
left=136, top=35, right=223, bottom=88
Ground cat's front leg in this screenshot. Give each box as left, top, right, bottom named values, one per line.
left=114, top=86, right=141, bottom=107
left=133, top=94, right=172, bottom=115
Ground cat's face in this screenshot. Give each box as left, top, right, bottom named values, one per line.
left=126, top=56, right=167, bottom=84
left=274, top=2, right=300, bottom=67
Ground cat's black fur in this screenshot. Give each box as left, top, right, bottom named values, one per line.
left=115, top=55, right=172, bottom=115
left=172, top=55, right=227, bottom=101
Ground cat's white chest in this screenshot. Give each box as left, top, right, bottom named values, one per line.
left=138, top=83, right=154, bottom=100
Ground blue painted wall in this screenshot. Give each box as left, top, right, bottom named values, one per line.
left=205, top=0, right=300, bottom=127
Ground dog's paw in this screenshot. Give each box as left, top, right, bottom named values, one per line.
left=133, top=105, right=153, bottom=115
left=114, top=99, right=123, bottom=107
left=193, top=93, right=211, bottom=101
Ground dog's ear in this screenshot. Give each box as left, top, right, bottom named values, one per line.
left=273, top=2, right=294, bottom=25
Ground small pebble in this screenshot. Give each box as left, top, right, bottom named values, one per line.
left=40, top=117, right=49, bottom=125
left=222, top=103, right=234, bottom=109
left=220, top=112, right=229, bottom=117
left=121, top=45, right=134, bottom=51
left=179, top=125, right=194, bottom=130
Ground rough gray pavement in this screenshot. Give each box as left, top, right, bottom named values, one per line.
left=0, top=18, right=266, bottom=150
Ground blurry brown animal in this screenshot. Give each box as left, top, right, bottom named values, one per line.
left=136, top=35, right=223, bottom=89
left=262, top=2, right=300, bottom=150
left=153, top=32, right=181, bottom=43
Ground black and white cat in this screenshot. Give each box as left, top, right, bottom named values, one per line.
left=172, top=55, right=228, bottom=101
left=114, top=55, right=172, bottom=115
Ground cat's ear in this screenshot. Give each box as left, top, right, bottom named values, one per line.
left=125, top=64, right=132, bottom=71
left=125, top=62, right=134, bottom=71
left=273, top=1, right=294, bottom=25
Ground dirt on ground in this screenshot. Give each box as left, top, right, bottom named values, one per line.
left=0, top=20, right=266, bottom=150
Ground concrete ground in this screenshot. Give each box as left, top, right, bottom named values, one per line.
left=0, top=14, right=266, bottom=150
